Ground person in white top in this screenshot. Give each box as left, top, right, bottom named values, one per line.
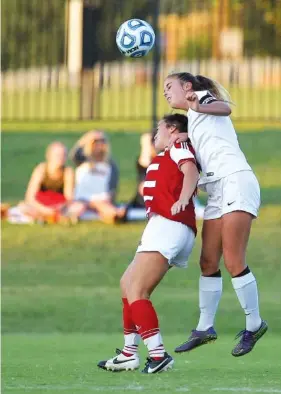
left=164, top=72, right=267, bottom=357
left=70, top=130, right=125, bottom=224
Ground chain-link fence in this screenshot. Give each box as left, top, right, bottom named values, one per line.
left=2, top=0, right=281, bottom=122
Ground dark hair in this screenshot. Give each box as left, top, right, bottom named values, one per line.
left=163, top=113, right=188, bottom=133
left=168, top=72, right=231, bottom=102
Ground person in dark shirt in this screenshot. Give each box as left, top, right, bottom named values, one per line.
left=127, top=132, right=156, bottom=209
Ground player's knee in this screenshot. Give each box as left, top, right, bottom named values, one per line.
left=127, top=285, right=148, bottom=300
left=120, top=274, right=128, bottom=296
left=223, top=248, right=246, bottom=277
left=224, top=260, right=246, bottom=277
left=126, top=281, right=149, bottom=304
left=200, top=254, right=220, bottom=276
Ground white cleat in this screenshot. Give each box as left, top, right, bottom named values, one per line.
left=97, top=349, right=140, bottom=372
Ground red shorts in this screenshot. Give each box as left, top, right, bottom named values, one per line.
left=36, top=190, right=66, bottom=208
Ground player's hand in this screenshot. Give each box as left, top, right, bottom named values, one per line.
left=171, top=197, right=189, bottom=215
left=186, top=92, right=200, bottom=112
left=168, top=132, right=188, bottom=149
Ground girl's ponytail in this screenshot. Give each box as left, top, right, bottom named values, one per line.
left=195, top=75, right=231, bottom=103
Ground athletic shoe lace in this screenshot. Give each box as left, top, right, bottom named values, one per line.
left=235, top=329, right=254, bottom=345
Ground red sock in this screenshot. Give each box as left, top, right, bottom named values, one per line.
left=122, top=298, right=136, bottom=334
left=122, top=298, right=139, bottom=356
left=130, top=299, right=165, bottom=360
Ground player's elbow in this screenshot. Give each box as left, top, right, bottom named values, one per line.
left=181, top=161, right=199, bottom=178
left=224, top=104, right=232, bottom=116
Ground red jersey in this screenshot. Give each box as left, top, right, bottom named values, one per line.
left=143, top=142, right=197, bottom=235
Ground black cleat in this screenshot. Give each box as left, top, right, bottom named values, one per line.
left=232, top=320, right=268, bottom=357
left=175, top=327, right=217, bottom=353
left=142, top=352, right=174, bottom=374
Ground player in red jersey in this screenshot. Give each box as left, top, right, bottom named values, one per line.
left=98, top=114, right=199, bottom=374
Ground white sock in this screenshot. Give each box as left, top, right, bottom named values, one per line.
left=196, top=276, right=223, bottom=331
left=122, top=332, right=140, bottom=356
left=232, top=272, right=262, bottom=332
left=143, top=332, right=165, bottom=359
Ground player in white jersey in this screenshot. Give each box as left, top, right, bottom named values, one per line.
left=164, top=72, right=267, bottom=357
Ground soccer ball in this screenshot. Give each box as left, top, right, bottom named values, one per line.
left=116, top=19, right=155, bottom=58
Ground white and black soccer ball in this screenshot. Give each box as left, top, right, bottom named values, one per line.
left=116, top=19, right=155, bottom=58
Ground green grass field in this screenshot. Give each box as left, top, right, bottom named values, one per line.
left=2, top=129, right=281, bottom=394
left=2, top=85, right=281, bottom=121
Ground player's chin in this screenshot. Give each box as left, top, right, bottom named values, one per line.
left=166, top=97, right=175, bottom=107
left=168, top=99, right=176, bottom=108
left=154, top=142, right=162, bottom=152
left=169, top=99, right=182, bottom=110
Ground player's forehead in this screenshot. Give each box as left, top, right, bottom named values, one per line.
left=157, top=119, right=166, bottom=128
left=164, top=77, right=173, bottom=90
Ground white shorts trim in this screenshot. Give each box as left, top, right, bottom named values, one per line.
left=136, top=214, right=195, bottom=268
left=200, top=171, right=260, bottom=220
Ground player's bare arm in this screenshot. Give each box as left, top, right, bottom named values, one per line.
left=171, top=161, right=199, bottom=215
left=186, top=92, right=231, bottom=116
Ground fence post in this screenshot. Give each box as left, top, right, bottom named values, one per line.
left=151, top=0, right=161, bottom=130
left=80, top=70, right=94, bottom=119
left=67, top=0, right=83, bottom=77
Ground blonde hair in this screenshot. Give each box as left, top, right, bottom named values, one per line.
left=84, top=131, right=110, bottom=163
left=168, top=72, right=232, bottom=103
left=45, top=141, right=67, bottom=158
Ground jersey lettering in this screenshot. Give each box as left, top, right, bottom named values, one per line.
left=142, top=145, right=198, bottom=235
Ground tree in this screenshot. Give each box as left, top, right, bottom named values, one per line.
left=240, top=0, right=281, bottom=56
left=2, top=0, right=65, bottom=71
left=2, top=0, right=281, bottom=72
left=92, top=0, right=157, bottom=62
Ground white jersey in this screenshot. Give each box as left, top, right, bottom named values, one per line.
left=187, top=90, right=252, bottom=185
left=74, top=161, right=112, bottom=201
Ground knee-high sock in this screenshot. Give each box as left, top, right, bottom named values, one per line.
left=122, top=298, right=140, bottom=356
left=232, top=270, right=262, bottom=332
left=130, top=299, right=165, bottom=359
left=196, top=274, right=223, bottom=331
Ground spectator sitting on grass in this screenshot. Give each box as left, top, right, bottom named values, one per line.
left=69, top=130, right=125, bottom=224
left=18, top=142, right=83, bottom=223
